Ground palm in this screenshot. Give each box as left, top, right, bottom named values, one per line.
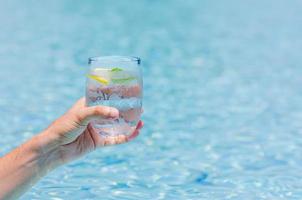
left=59, top=121, right=142, bottom=163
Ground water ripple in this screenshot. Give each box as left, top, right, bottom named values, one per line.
left=1, top=0, right=302, bottom=199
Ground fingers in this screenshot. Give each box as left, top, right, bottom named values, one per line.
left=104, top=121, right=143, bottom=146
left=105, top=135, right=128, bottom=146
left=136, top=120, right=144, bottom=130
left=89, top=120, right=144, bottom=147
left=126, top=120, right=143, bottom=141
left=87, top=124, right=128, bottom=146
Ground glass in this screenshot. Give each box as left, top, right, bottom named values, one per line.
left=86, top=56, right=143, bottom=137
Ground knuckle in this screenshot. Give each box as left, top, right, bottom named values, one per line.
left=75, top=112, right=84, bottom=122
left=93, top=107, right=103, bottom=115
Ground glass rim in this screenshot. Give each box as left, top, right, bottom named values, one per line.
left=88, top=56, right=141, bottom=64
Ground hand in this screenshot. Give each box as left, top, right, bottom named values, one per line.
left=0, top=97, right=143, bottom=199
left=37, top=97, right=143, bottom=166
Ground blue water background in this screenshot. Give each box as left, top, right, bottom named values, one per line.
left=0, top=0, right=302, bottom=199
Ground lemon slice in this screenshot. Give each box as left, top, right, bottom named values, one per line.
left=94, top=68, right=111, bottom=72
left=87, top=74, right=109, bottom=85
left=110, top=68, right=136, bottom=84
left=88, top=67, right=136, bottom=85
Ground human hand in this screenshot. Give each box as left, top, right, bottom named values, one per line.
left=0, top=97, right=143, bottom=199
left=37, top=97, right=143, bottom=167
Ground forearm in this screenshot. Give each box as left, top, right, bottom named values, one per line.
left=0, top=132, right=60, bottom=200
left=0, top=98, right=141, bottom=199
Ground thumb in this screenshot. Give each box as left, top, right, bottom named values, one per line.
left=75, top=106, right=119, bottom=126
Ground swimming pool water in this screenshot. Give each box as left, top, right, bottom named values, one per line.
left=1, top=0, right=302, bottom=199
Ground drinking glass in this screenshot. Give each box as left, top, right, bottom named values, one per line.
left=86, top=56, right=142, bottom=137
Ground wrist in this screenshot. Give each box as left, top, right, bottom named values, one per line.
left=0, top=132, right=61, bottom=199
left=27, top=131, right=62, bottom=172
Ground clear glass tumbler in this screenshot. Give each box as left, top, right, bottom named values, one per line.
left=86, top=56, right=142, bottom=137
